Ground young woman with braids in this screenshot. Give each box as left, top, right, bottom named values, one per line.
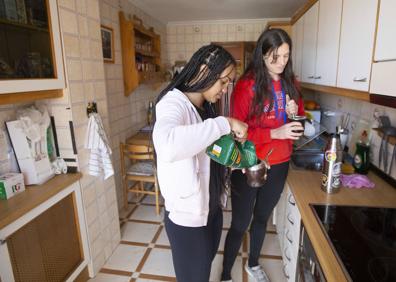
left=153, top=44, right=248, bottom=282
left=220, top=29, right=304, bottom=282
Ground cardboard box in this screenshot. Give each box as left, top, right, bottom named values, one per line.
left=0, top=173, right=25, bottom=200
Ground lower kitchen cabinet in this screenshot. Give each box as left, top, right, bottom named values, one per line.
left=0, top=176, right=90, bottom=282
left=274, top=184, right=301, bottom=282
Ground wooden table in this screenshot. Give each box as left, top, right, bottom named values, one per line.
left=126, top=131, right=152, bottom=146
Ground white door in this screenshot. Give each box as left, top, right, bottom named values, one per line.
left=374, top=0, right=396, bottom=61
left=337, top=0, right=378, bottom=91
left=292, top=18, right=304, bottom=81
left=301, top=2, right=319, bottom=84
left=314, top=0, right=342, bottom=86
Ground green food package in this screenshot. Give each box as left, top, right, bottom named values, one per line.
left=206, top=134, right=257, bottom=168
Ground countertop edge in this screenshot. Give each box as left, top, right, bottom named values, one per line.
left=0, top=173, right=82, bottom=230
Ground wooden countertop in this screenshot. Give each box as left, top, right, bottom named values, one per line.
left=286, top=168, right=396, bottom=282
left=0, top=173, right=82, bottom=230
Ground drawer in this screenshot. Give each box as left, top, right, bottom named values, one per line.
left=284, top=225, right=300, bottom=260
left=283, top=257, right=297, bottom=282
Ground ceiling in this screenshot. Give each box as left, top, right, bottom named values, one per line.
left=128, top=0, right=306, bottom=23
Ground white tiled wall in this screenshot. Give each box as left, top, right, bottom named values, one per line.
left=99, top=0, right=167, bottom=212
left=166, top=18, right=287, bottom=65
left=312, top=91, right=396, bottom=179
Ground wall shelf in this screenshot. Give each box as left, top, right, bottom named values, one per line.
left=119, top=11, right=162, bottom=96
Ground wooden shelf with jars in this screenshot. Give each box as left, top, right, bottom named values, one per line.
left=0, top=0, right=65, bottom=103
left=119, top=11, right=162, bottom=96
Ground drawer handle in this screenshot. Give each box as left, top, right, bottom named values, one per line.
left=314, top=76, right=321, bottom=79
left=287, top=194, right=296, bottom=206
left=287, top=213, right=294, bottom=225
left=286, top=229, right=293, bottom=244
left=353, top=77, right=367, bottom=82
left=308, top=75, right=314, bottom=79
left=284, top=246, right=292, bottom=262
left=283, top=264, right=290, bottom=279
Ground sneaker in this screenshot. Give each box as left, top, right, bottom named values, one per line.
left=244, top=264, right=270, bottom=282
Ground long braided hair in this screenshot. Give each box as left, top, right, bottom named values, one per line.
left=157, top=44, right=236, bottom=102
left=155, top=44, right=236, bottom=209
left=243, top=28, right=300, bottom=120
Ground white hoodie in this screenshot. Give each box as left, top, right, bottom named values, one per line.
left=153, top=88, right=231, bottom=227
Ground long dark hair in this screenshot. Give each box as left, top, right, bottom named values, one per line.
left=157, top=44, right=236, bottom=103
left=155, top=44, right=236, bottom=208
left=243, top=28, right=300, bottom=119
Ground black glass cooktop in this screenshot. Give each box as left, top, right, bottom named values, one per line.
left=311, top=205, right=396, bottom=282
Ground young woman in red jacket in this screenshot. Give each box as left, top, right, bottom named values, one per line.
left=221, top=28, right=305, bottom=282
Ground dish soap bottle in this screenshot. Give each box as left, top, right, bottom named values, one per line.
left=321, top=130, right=343, bottom=193
left=353, top=130, right=370, bottom=174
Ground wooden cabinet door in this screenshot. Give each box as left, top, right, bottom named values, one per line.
left=374, top=0, right=396, bottom=61
left=301, top=2, right=319, bottom=84
left=314, top=0, right=342, bottom=86
left=337, top=0, right=378, bottom=91
left=292, top=17, right=304, bottom=81
left=0, top=0, right=65, bottom=94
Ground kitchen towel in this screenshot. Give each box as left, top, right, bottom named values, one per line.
left=84, top=113, right=114, bottom=179
left=340, top=174, right=375, bottom=189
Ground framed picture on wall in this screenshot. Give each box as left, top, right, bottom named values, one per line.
left=101, top=25, right=114, bottom=63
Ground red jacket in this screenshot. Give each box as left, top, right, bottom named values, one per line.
left=231, top=75, right=304, bottom=165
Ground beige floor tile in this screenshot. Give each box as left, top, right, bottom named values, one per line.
left=223, top=210, right=232, bottom=228
left=155, top=228, right=170, bottom=246
left=119, top=203, right=137, bottom=220
left=141, top=194, right=164, bottom=205
left=129, top=205, right=164, bottom=222
left=121, top=222, right=160, bottom=243
left=103, top=244, right=146, bottom=272
left=210, top=254, right=243, bottom=282
left=88, top=273, right=130, bottom=282
left=140, top=248, right=176, bottom=277
left=259, top=233, right=282, bottom=256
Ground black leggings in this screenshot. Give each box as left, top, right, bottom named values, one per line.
left=164, top=206, right=223, bottom=282
left=221, top=162, right=289, bottom=280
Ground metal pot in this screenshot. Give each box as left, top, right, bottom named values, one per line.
left=243, top=148, right=273, bottom=187
left=244, top=159, right=270, bottom=187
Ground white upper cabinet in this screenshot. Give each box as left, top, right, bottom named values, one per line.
left=337, top=0, right=378, bottom=91
left=374, top=0, right=396, bottom=61
left=292, top=17, right=304, bottom=81
left=370, top=0, right=396, bottom=97
left=301, top=2, right=319, bottom=84
left=314, top=0, right=342, bottom=86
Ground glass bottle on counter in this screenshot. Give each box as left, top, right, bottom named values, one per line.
left=321, top=130, right=343, bottom=193
left=147, top=101, right=154, bottom=125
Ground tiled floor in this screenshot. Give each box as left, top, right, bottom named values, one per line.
left=89, top=194, right=285, bottom=282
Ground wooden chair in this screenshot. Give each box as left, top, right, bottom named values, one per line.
left=120, top=142, right=160, bottom=214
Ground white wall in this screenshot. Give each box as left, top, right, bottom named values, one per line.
left=166, top=18, right=288, bottom=66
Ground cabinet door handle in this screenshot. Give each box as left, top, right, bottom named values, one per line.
left=287, top=213, right=294, bottom=225
left=308, top=75, right=315, bottom=79
left=287, top=194, right=296, bottom=206
left=284, top=246, right=292, bottom=262
left=283, top=264, right=290, bottom=279
left=353, top=77, right=367, bottom=82
left=314, top=76, right=321, bottom=79
left=286, top=229, right=293, bottom=244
